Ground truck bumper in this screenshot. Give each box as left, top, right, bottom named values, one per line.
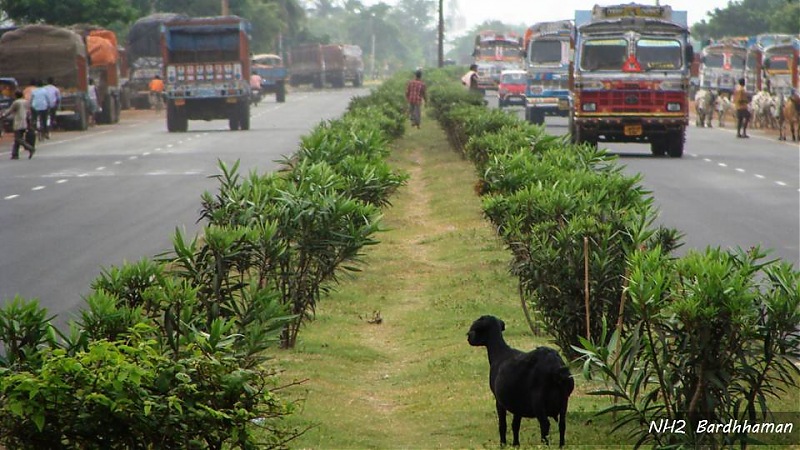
left=526, top=97, right=570, bottom=117
left=169, top=96, right=248, bottom=121
left=575, top=116, right=687, bottom=142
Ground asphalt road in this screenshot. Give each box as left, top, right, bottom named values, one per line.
left=494, top=98, right=800, bottom=267
left=0, top=88, right=367, bottom=324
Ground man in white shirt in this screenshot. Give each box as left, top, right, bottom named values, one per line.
left=30, top=80, right=50, bottom=139
left=44, top=77, right=61, bottom=130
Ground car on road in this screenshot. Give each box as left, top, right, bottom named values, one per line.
left=497, top=69, right=527, bottom=108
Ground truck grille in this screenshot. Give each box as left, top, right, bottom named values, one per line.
left=580, top=90, right=684, bottom=113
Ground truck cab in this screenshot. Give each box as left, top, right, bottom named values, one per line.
left=571, top=4, right=692, bottom=158
left=523, top=20, right=574, bottom=125
left=252, top=53, right=287, bottom=103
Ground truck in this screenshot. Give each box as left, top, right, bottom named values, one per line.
left=162, top=15, right=252, bottom=132
left=762, top=37, right=799, bottom=98
left=522, top=20, right=574, bottom=124
left=472, top=30, right=525, bottom=90
left=698, top=38, right=747, bottom=94
left=571, top=4, right=693, bottom=158
left=124, top=13, right=188, bottom=110
left=72, top=26, right=122, bottom=124
left=0, top=24, right=90, bottom=130
left=288, top=43, right=325, bottom=88
left=322, top=44, right=364, bottom=87
left=251, top=53, right=287, bottom=102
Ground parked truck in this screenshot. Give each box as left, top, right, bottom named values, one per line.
left=762, top=37, right=799, bottom=98
left=288, top=43, right=325, bottom=88
left=571, top=4, right=693, bottom=158
left=162, top=15, right=252, bottom=132
left=0, top=24, right=90, bottom=130
left=472, top=30, right=525, bottom=90
left=251, top=53, right=287, bottom=102
left=124, top=13, right=188, bottom=110
left=522, top=20, right=574, bottom=124
left=698, top=38, right=747, bottom=94
left=73, top=26, right=122, bottom=124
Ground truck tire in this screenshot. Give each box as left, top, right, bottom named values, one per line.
left=276, top=82, right=286, bottom=103
left=650, top=138, right=668, bottom=156
left=98, top=95, right=112, bottom=124
left=239, top=102, right=250, bottom=130
left=76, top=98, right=88, bottom=131
left=572, top=125, right=596, bottom=148
left=528, top=109, right=545, bottom=125
left=666, top=131, right=684, bottom=158
left=353, top=72, right=363, bottom=87
left=229, top=115, right=239, bottom=131
left=313, top=74, right=323, bottom=89
left=167, top=102, right=179, bottom=132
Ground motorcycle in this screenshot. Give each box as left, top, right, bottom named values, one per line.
left=250, top=88, right=263, bottom=107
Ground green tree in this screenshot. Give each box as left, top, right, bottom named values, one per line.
left=0, top=0, right=136, bottom=26
left=695, top=0, right=800, bottom=39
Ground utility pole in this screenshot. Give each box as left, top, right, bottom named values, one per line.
left=438, top=0, right=444, bottom=67
left=221, top=0, right=230, bottom=15
left=371, top=33, right=376, bottom=81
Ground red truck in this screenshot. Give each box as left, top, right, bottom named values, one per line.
left=0, top=25, right=91, bottom=130
left=288, top=43, right=364, bottom=88
left=162, top=15, right=252, bottom=132
left=571, top=4, right=693, bottom=158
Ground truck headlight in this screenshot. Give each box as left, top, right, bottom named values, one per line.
left=582, top=102, right=597, bottom=112
left=666, top=102, right=681, bottom=111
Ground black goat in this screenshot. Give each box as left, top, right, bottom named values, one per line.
left=467, top=315, right=574, bottom=447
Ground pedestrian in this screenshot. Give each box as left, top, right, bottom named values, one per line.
left=44, top=77, right=61, bottom=130
left=733, top=78, right=750, bottom=138
left=87, top=78, right=99, bottom=126
left=462, top=63, right=480, bottom=92
left=148, top=74, right=164, bottom=112
left=30, top=80, right=50, bottom=139
left=0, top=91, right=34, bottom=159
left=405, top=69, right=426, bottom=129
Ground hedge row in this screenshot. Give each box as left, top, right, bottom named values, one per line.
left=0, top=80, right=408, bottom=449
left=424, top=70, right=800, bottom=448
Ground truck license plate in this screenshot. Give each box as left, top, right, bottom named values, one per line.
left=624, top=124, right=643, bottom=136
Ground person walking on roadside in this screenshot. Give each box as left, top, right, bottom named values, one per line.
left=0, top=91, right=34, bottom=159
left=44, top=77, right=61, bottom=130
left=30, top=80, right=50, bottom=139
left=733, top=78, right=750, bottom=138
left=405, top=69, right=426, bottom=129
left=462, top=64, right=480, bottom=92
left=87, top=78, right=99, bottom=126
left=149, top=74, right=164, bottom=112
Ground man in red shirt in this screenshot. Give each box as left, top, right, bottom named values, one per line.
left=405, top=69, right=426, bottom=128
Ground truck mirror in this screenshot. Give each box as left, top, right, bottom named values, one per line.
left=685, top=45, right=694, bottom=66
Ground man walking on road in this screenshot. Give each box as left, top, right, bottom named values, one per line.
left=405, top=69, right=426, bottom=129
left=149, top=75, right=165, bottom=112
left=733, top=78, right=750, bottom=138
left=1, top=91, right=34, bottom=159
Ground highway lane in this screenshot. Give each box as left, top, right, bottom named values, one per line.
left=496, top=99, right=799, bottom=266
left=0, top=88, right=368, bottom=323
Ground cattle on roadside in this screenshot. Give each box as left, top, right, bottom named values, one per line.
left=694, top=89, right=715, bottom=128
left=715, top=91, right=734, bottom=127
left=779, top=94, right=800, bottom=141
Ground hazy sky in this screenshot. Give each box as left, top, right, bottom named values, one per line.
left=448, top=0, right=732, bottom=28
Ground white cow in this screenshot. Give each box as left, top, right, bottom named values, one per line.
left=751, top=90, right=775, bottom=129
left=715, top=92, right=734, bottom=127
left=694, top=89, right=714, bottom=128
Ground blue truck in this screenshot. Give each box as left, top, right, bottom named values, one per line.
left=162, top=15, right=252, bottom=132
left=523, top=20, right=574, bottom=125
left=252, top=53, right=287, bottom=103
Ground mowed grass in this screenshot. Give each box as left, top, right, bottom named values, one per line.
left=272, top=117, right=799, bottom=449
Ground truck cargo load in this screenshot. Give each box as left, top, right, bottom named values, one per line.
left=0, top=24, right=90, bottom=130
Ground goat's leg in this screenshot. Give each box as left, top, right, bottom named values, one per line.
left=537, top=415, right=551, bottom=446
left=511, top=414, right=522, bottom=447
left=496, top=402, right=508, bottom=446
left=558, top=408, right=568, bottom=448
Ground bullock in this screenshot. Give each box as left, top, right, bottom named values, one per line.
left=694, top=89, right=714, bottom=128
left=715, top=92, right=735, bottom=127
left=779, top=94, right=800, bottom=141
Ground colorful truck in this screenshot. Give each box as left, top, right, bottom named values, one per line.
left=571, top=4, right=692, bottom=158
left=522, top=20, right=574, bottom=124
left=322, top=44, right=364, bottom=87
left=251, top=53, right=287, bottom=102
left=0, top=24, right=90, bottom=130
left=162, top=15, right=252, bottom=132
left=73, top=27, right=122, bottom=124
left=124, top=13, right=188, bottom=110
left=762, top=37, right=799, bottom=98
left=698, top=38, right=747, bottom=94
left=288, top=43, right=325, bottom=88
left=472, top=30, right=524, bottom=90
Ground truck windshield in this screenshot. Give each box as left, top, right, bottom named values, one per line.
left=529, top=40, right=562, bottom=64
left=477, top=43, right=520, bottom=59
left=730, top=53, right=746, bottom=69
left=703, top=53, right=725, bottom=68
left=580, top=38, right=627, bottom=71
left=636, top=38, right=682, bottom=70
left=765, top=56, right=790, bottom=71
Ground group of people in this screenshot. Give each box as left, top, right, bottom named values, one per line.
left=1, top=77, right=61, bottom=160
left=404, top=64, right=481, bottom=129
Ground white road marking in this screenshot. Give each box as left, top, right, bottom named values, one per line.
left=703, top=158, right=712, bottom=162
left=775, top=181, right=787, bottom=186
left=114, top=161, right=122, bottom=165
left=143, top=152, right=151, bottom=156
left=56, top=179, right=68, bottom=184
left=718, top=163, right=727, bottom=167
left=166, top=144, right=173, bottom=148
left=755, top=174, right=765, bottom=179
left=154, top=148, right=162, bottom=151
left=31, top=186, right=45, bottom=191
left=96, top=166, right=106, bottom=171
left=4, top=194, right=19, bottom=200
left=78, top=173, right=89, bottom=178
left=129, top=156, right=138, bottom=160
left=735, top=168, right=745, bottom=173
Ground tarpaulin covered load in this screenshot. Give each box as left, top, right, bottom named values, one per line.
left=0, top=24, right=86, bottom=89
left=127, top=13, right=188, bottom=61
left=90, top=29, right=117, bottom=48
left=88, top=34, right=118, bottom=65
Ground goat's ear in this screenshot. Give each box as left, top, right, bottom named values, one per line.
left=500, top=319, right=505, bottom=331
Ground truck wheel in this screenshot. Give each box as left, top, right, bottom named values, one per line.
left=77, top=99, right=88, bottom=131
left=650, top=138, right=668, bottom=156
left=276, top=82, right=286, bottom=103
left=529, top=110, right=545, bottom=125
left=239, top=102, right=250, bottom=130
left=353, top=72, right=363, bottom=87
left=167, top=102, right=178, bottom=132
left=573, top=125, right=596, bottom=148
left=667, top=131, right=684, bottom=158
left=313, top=75, right=323, bottom=89
left=229, top=115, right=239, bottom=131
